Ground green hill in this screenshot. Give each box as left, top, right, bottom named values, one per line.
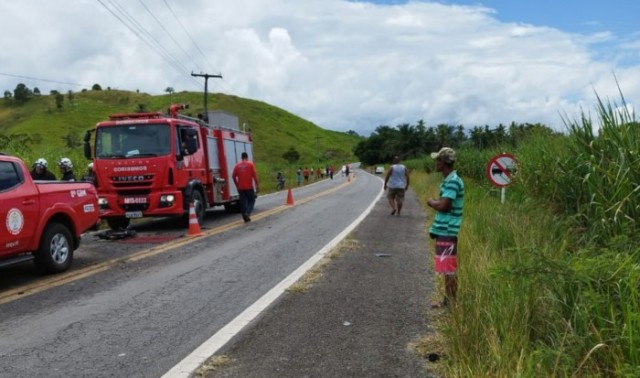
left=0, top=90, right=361, bottom=178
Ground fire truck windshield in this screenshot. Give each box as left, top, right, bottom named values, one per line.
left=95, top=124, right=171, bottom=158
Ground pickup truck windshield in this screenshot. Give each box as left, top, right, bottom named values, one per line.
left=95, top=124, right=171, bottom=158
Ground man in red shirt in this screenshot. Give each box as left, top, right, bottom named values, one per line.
left=232, top=152, right=260, bottom=222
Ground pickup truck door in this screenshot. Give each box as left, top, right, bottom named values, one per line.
left=0, top=161, right=39, bottom=257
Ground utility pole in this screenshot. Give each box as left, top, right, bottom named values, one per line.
left=191, top=72, right=222, bottom=119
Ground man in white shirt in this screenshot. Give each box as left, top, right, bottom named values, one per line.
left=383, top=156, right=410, bottom=216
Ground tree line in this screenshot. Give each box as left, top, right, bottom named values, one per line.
left=353, top=120, right=560, bottom=165
left=3, top=82, right=106, bottom=108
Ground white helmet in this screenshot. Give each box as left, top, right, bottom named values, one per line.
left=58, top=157, right=73, bottom=169
left=88, top=162, right=94, bottom=170
left=34, top=158, right=48, bottom=169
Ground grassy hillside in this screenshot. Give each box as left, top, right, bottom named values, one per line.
left=0, top=89, right=360, bottom=185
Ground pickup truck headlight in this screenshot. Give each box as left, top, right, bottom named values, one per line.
left=98, top=197, right=109, bottom=209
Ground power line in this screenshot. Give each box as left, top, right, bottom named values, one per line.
left=138, top=0, right=204, bottom=73
left=163, top=0, right=215, bottom=70
left=0, top=72, right=88, bottom=88
left=96, top=0, right=200, bottom=88
left=97, top=0, right=242, bottom=97
left=104, top=0, right=192, bottom=75
left=161, top=0, right=242, bottom=97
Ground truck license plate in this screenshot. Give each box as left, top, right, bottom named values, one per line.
left=124, top=197, right=148, bottom=204
left=125, top=211, right=143, bottom=219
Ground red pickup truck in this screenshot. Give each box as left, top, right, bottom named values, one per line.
left=0, top=154, right=100, bottom=273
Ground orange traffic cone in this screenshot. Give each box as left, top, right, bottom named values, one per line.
left=286, top=188, right=295, bottom=206
left=187, top=202, right=203, bottom=237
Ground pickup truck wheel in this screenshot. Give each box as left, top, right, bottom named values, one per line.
left=106, top=217, right=130, bottom=230
left=34, top=223, right=73, bottom=274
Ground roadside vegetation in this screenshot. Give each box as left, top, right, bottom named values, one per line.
left=404, top=94, right=640, bottom=376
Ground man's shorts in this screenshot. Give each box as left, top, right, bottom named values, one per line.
left=386, top=188, right=405, bottom=203
left=433, top=236, right=457, bottom=274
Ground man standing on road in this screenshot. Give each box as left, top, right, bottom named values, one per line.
left=384, top=156, right=409, bottom=216
left=232, top=152, right=259, bottom=223
left=427, top=147, right=464, bottom=307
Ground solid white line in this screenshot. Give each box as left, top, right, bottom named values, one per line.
left=162, top=183, right=384, bottom=378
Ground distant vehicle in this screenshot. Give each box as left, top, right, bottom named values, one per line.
left=375, top=166, right=385, bottom=174
left=0, top=154, right=100, bottom=273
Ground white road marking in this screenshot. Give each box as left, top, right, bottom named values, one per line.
left=162, top=184, right=384, bottom=378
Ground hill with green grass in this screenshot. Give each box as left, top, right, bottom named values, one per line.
left=0, top=89, right=361, bottom=176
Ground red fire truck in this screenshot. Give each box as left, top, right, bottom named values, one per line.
left=83, top=105, right=253, bottom=230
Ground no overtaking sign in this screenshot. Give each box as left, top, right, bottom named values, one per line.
left=486, top=153, right=517, bottom=188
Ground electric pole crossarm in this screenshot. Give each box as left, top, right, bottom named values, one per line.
left=191, top=72, right=223, bottom=117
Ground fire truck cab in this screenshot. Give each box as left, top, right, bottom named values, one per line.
left=84, top=105, right=253, bottom=230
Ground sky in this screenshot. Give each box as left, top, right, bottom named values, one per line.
left=1, top=0, right=639, bottom=136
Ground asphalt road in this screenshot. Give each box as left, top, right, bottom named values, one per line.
left=200, top=178, right=436, bottom=378
left=0, top=168, right=420, bottom=377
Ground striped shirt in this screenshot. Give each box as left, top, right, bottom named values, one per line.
left=429, top=171, right=464, bottom=237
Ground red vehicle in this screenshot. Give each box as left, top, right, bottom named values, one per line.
left=0, top=154, right=100, bottom=273
left=83, top=105, right=254, bottom=230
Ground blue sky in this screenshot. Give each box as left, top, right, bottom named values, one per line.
left=1, top=0, right=640, bottom=135
left=366, top=0, right=640, bottom=65
left=367, top=0, right=639, bottom=36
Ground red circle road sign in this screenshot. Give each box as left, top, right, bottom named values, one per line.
left=486, top=153, right=518, bottom=187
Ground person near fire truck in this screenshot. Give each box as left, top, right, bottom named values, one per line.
left=30, top=158, right=57, bottom=180
left=57, top=157, right=77, bottom=181
left=232, top=152, right=259, bottom=223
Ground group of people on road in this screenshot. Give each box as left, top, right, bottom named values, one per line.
left=294, top=165, right=339, bottom=186
left=383, top=148, right=464, bottom=308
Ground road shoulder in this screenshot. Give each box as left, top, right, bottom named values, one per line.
left=202, top=189, right=436, bottom=378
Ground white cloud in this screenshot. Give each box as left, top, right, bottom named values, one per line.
left=1, top=0, right=639, bottom=135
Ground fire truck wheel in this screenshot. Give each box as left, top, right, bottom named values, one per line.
left=34, top=222, right=74, bottom=274
left=106, top=217, right=130, bottom=231
left=193, top=190, right=205, bottom=224
left=184, top=190, right=205, bottom=226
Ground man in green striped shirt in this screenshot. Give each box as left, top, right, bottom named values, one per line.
left=427, top=147, right=464, bottom=306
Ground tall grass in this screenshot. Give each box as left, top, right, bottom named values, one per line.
left=561, top=94, right=640, bottom=243
left=520, top=94, right=640, bottom=244
left=416, top=169, right=640, bottom=376
left=415, top=93, right=640, bottom=376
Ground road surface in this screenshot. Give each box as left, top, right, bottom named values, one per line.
left=0, top=168, right=390, bottom=377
